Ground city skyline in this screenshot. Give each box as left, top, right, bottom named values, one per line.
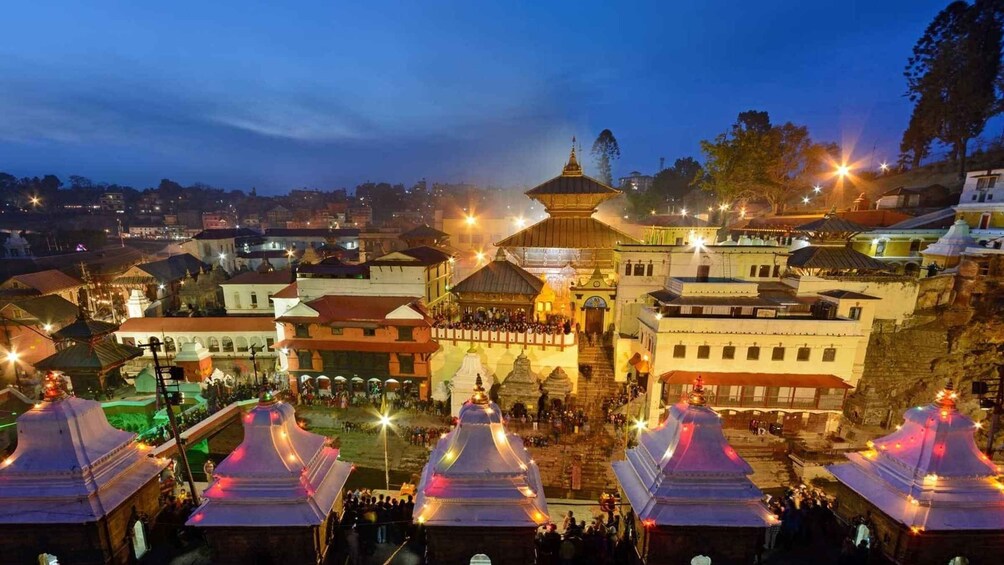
left=0, top=0, right=981, bottom=192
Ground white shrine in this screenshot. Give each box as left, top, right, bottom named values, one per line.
left=450, top=345, right=495, bottom=417
left=0, top=372, right=168, bottom=564
left=612, top=377, right=773, bottom=564
left=186, top=390, right=352, bottom=564
left=829, top=381, right=1004, bottom=565
left=415, top=376, right=548, bottom=565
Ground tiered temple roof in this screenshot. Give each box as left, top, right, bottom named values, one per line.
left=828, top=381, right=1004, bottom=531
left=612, top=378, right=774, bottom=527
left=187, top=391, right=352, bottom=527
left=415, top=377, right=548, bottom=527
left=0, top=372, right=168, bottom=523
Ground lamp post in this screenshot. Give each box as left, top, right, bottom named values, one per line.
left=249, top=344, right=261, bottom=390
left=379, top=413, right=391, bottom=491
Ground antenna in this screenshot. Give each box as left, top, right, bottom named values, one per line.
left=659, top=157, right=665, bottom=172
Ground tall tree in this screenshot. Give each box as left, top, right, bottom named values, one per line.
left=698, top=111, right=833, bottom=214
left=903, top=0, right=1004, bottom=178
left=590, top=129, right=621, bottom=186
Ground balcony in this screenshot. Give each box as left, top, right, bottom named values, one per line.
left=432, top=327, right=576, bottom=349
left=639, top=306, right=863, bottom=337
left=687, top=391, right=845, bottom=411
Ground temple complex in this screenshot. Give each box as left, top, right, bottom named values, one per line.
left=186, top=390, right=353, bottom=565
left=497, top=145, right=639, bottom=333
left=612, top=378, right=773, bottom=564
left=414, top=377, right=549, bottom=565
left=828, top=381, right=1004, bottom=565
left=0, top=372, right=168, bottom=565
left=33, top=315, right=143, bottom=396
left=451, top=249, right=546, bottom=318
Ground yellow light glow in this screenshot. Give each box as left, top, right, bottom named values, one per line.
left=680, top=208, right=688, bottom=216
left=923, top=473, right=938, bottom=484
left=879, top=162, right=890, bottom=172
left=836, top=164, right=851, bottom=177
left=5, top=351, right=18, bottom=363
left=495, top=429, right=507, bottom=443
left=718, top=203, right=728, bottom=211
left=514, top=217, right=526, bottom=228
left=417, top=516, right=426, bottom=524
left=465, top=215, right=476, bottom=226
left=42, top=324, right=52, bottom=332
left=287, top=454, right=297, bottom=462
left=975, top=421, right=984, bottom=429
left=475, top=251, right=485, bottom=262
left=2, top=457, right=11, bottom=466
left=379, top=415, right=391, bottom=427
left=634, top=419, right=647, bottom=431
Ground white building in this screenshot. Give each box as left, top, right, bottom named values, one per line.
left=181, top=228, right=263, bottom=274
left=219, top=270, right=294, bottom=315
left=115, top=316, right=278, bottom=361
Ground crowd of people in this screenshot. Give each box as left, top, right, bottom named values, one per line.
left=327, top=490, right=420, bottom=564
left=765, top=485, right=840, bottom=555
left=536, top=510, right=637, bottom=565
left=434, top=309, right=571, bottom=335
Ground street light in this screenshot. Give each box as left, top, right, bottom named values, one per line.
left=514, top=217, right=526, bottom=228
left=813, top=185, right=822, bottom=193
left=379, top=413, right=392, bottom=490
left=836, top=164, right=851, bottom=177
left=465, top=215, right=476, bottom=226
left=802, top=197, right=810, bottom=204
left=475, top=251, right=485, bottom=263
left=5, top=351, right=17, bottom=364
left=29, top=196, right=40, bottom=207
left=879, top=162, right=890, bottom=173
left=680, top=208, right=687, bottom=216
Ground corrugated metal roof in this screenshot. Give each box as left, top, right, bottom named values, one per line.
left=2, top=295, right=78, bottom=323
left=35, top=340, right=143, bottom=371
left=453, top=257, right=543, bottom=296
left=795, top=215, right=868, bottom=234
left=496, top=217, right=640, bottom=249
left=401, top=224, right=449, bottom=239
left=5, top=270, right=83, bottom=295
left=134, top=254, right=209, bottom=282
left=787, top=246, right=889, bottom=271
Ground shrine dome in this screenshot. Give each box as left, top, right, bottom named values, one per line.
left=613, top=378, right=773, bottom=527
left=829, top=381, right=1004, bottom=531
left=0, top=372, right=168, bottom=524
left=415, top=377, right=548, bottom=528
left=187, top=391, right=352, bottom=528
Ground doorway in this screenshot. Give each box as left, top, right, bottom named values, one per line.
left=583, top=296, right=607, bottom=335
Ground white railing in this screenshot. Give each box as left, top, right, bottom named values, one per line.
left=432, top=327, right=576, bottom=347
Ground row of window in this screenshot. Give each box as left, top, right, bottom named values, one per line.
left=231, top=291, right=273, bottom=309
left=294, top=324, right=414, bottom=341
left=748, top=265, right=781, bottom=278
left=623, top=263, right=656, bottom=277
left=296, top=350, right=416, bottom=373
left=671, top=344, right=837, bottom=362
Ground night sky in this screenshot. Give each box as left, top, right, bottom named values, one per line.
left=0, top=1, right=978, bottom=192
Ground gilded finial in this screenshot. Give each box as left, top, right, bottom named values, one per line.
left=259, top=389, right=277, bottom=406
left=42, top=371, right=67, bottom=402
left=687, top=375, right=707, bottom=406
left=471, top=374, right=489, bottom=405
left=935, top=379, right=958, bottom=409
left=562, top=137, right=583, bottom=177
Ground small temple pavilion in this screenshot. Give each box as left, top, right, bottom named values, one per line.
left=34, top=315, right=143, bottom=396
left=0, top=372, right=168, bottom=565
left=451, top=249, right=546, bottom=318
left=414, top=377, right=548, bottom=565
left=186, top=390, right=352, bottom=565
left=828, top=381, right=1004, bottom=565
left=612, top=378, right=773, bottom=564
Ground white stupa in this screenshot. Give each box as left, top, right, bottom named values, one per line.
left=612, top=378, right=774, bottom=527
left=187, top=390, right=352, bottom=528
left=0, top=372, right=168, bottom=524
left=450, top=345, right=495, bottom=417
left=921, top=219, right=977, bottom=267
left=415, top=376, right=548, bottom=527
left=828, top=381, right=1004, bottom=531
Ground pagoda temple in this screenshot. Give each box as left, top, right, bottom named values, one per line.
left=451, top=249, right=545, bottom=318
left=496, top=143, right=638, bottom=333
left=0, top=372, right=168, bottom=565
left=828, top=381, right=1004, bottom=565
left=34, top=314, right=142, bottom=396
left=414, top=376, right=548, bottom=565
left=186, top=390, right=352, bottom=565
left=612, top=378, right=773, bottom=564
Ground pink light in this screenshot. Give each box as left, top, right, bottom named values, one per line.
left=192, top=513, right=204, bottom=523
left=231, top=447, right=245, bottom=462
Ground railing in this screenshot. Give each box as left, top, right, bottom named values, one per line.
left=432, top=327, right=576, bottom=348
left=702, top=392, right=845, bottom=411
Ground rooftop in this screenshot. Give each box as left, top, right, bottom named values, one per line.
left=278, top=295, right=428, bottom=326
left=191, top=228, right=262, bottom=240
left=3, top=269, right=83, bottom=295
left=117, top=316, right=277, bottom=333
left=787, top=245, right=889, bottom=271
left=495, top=216, right=640, bottom=249
left=220, top=270, right=295, bottom=286
left=452, top=252, right=544, bottom=297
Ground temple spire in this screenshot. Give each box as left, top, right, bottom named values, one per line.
left=42, top=371, right=67, bottom=402
left=562, top=137, right=583, bottom=177
left=687, top=375, right=707, bottom=407
left=471, top=374, right=489, bottom=405
left=935, top=379, right=958, bottom=409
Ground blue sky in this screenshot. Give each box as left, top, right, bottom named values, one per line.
left=0, top=0, right=975, bottom=192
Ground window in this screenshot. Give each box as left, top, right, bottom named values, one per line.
left=294, top=324, right=311, bottom=338
left=772, top=265, right=780, bottom=277
left=772, top=347, right=785, bottom=361
left=749, top=265, right=757, bottom=277
left=822, top=348, right=837, bottom=362
left=697, top=345, right=710, bottom=359
left=398, top=326, right=414, bottom=341
left=909, top=239, right=922, bottom=254
left=673, top=345, right=686, bottom=358
left=624, top=263, right=632, bottom=276
left=797, top=347, right=811, bottom=361
left=363, top=328, right=377, bottom=337
left=675, top=237, right=683, bottom=245
left=646, top=263, right=654, bottom=276
left=331, top=327, right=344, bottom=336
left=747, top=346, right=760, bottom=360
left=976, top=175, right=998, bottom=189
left=232, top=292, right=241, bottom=309
left=297, top=350, right=313, bottom=370
left=874, top=240, right=886, bottom=257
left=722, top=346, right=735, bottom=359
left=849, top=307, right=862, bottom=320
left=250, top=292, right=258, bottom=308
left=633, top=263, right=645, bottom=276
left=398, top=354, right=415, bottom=374
left=267, top=292, right=274, bottom=306
left=758, top=265, right=771, bottom=277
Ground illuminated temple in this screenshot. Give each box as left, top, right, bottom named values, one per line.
left=612, top=378, right=773, bottom=564
left=828, top=381, right=1004, bottom=565
left=497, top=145, right=639, bottom=334
left=186, top=391, right=352, bottom=565
left=0, top=372, right=168, bottom=565
left=414, top=377, right=548, bottom=565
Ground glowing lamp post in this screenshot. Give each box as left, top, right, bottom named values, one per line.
left=379, top=413, right=392, bottom=490
left=836, top=164, right=851, bottom=178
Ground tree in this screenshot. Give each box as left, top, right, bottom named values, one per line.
left=698, top=111, right=834, bottom=214
left=590, top=129, right=621, bottom=186
left=903, top=0, right=1004, bottom=178
left=899, top=109, right=935, bottom=168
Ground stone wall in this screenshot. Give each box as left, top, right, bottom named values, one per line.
left=916, top=273, right=954, bottom=310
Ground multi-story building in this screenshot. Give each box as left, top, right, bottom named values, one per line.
left=618, top=170, right=654, bottom=192
left=182, top=228, right=262, bottom=274
left=276, top=295, right=438, bottom=399
left=921, top=168, right=1004, bottom=271
left=636, top=277, right=877, bottom=433
left=98, top=192, right=125, bottom=213
left=219, top=270, right=294, bottom=315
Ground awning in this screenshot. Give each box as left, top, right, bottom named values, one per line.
left=660, top=371, right=852, bottom=389
left=627, top=352, right=650, bottom=374
left=275, top=338, right=440, bottom=354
